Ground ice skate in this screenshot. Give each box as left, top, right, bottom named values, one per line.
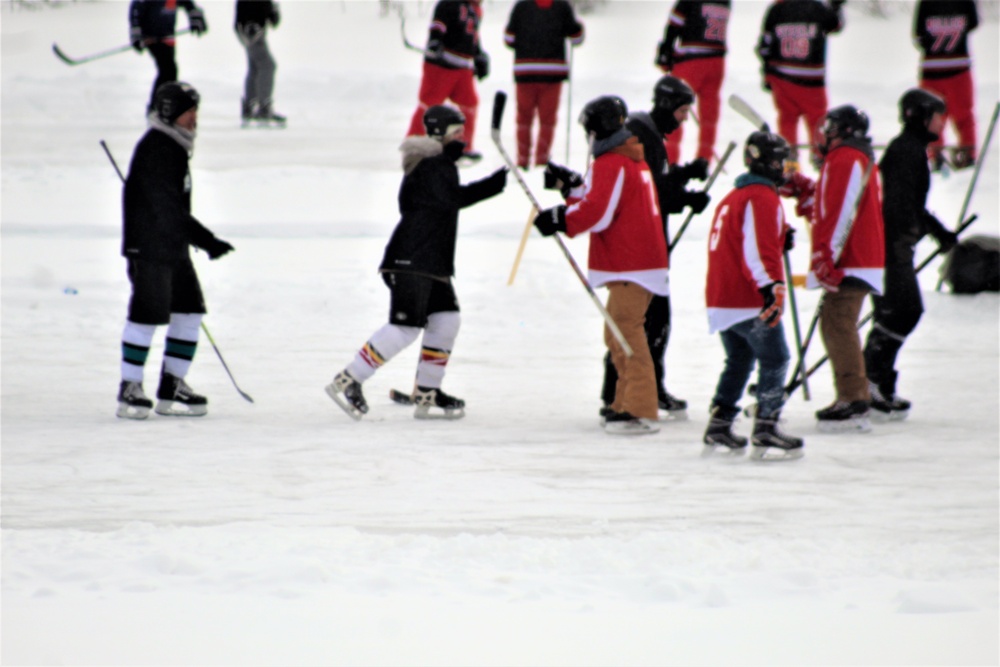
left=240, top=98, right=257, bottom=128
left=816, top=400, right=871, bottom=433
left=413, top=386, right=465, bottom=420
left=325, top=371, right=368, bottom=421
left=701, top=407, right=747, bottom=457
left=750, top=415, right=804, bottom=461
left=658, top=390, right=689, bottom=421
left=116, top=380, right=153, bottom=420
left=251, top=100, right=286, bottom=128
left=603, top=411, right=660, bottom=435
left=868, top=382, right=910, bottom=423
left=155, top=371, right=208, bottom=417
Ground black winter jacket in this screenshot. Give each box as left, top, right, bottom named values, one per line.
left=879, top=125, right=950, bottom=264
left=122, top=129, right=220, bottom=263
left=130, top=0, right=198, bottom=38
left=381, top=138, right=504, bottom=278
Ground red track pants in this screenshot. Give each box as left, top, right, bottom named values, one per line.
left=407, top=62, right=479, bottom=151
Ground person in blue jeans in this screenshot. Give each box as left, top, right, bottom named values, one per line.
left=702, top=131, right=804, bottom=460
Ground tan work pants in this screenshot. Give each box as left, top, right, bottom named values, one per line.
left=605, top=282, right=658, bottom=420
left=819, top=285, right=872, bottom=403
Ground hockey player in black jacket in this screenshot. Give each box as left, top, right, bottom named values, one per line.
left=862, top=88, right=958, bottom=422
left=327, top=105, right=507, bottom=421
left=129, top=0, right=207, bottom=112
left=117, top=82, right=234, bottom=420
left=546, top=76, right=710, bottom=419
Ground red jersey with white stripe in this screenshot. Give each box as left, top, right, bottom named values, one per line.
left=705, top=176, right=789, bottom=334
left=807, top=143, right=885, bottom=293
left=564, top=140, right=669, bottom=296
left=915, top=0, right=978, bottom=79
left=757, top=0, right=843, bottom=87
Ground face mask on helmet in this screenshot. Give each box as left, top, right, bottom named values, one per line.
left=818, top=105, right=869, bottom=155
left=744, top=131, right=791, bottom=184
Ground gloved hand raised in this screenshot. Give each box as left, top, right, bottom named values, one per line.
left=810, top=248, right=843, bottom=292
left=188, top=7, right=207, bottom=35
left=676, top=158, right=709, bottom=182
left=130, top=25, right=145, bottom=51
left=758, top=282, right=786, bottom=327
left=778, top=170, right=816, bottom=220
left=482, top=167, right=508, bottom=197
left=533, top=206, right=566, bottom=237
left=543, top=162, right=583, bottom=198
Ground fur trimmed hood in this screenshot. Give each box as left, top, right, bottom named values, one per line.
left=400, top=136, right=443, bottom=175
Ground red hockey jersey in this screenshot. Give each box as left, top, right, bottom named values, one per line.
left=807, top=144, right=885, bottom=294
left=705, top=176, right=789, bottom=334
left=564, top=140, right=669, bottom=296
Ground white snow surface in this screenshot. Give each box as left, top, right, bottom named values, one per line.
left=2, top=1, right=999, bottom=665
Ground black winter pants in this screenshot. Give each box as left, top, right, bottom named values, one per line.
left=863, top=261, right=924, bottom=394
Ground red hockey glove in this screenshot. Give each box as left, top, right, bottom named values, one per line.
left=778, top=171, right=816, bottom=220
left=758, top=283, right=786, bottom=327
left=811, top=249, right=843, bottom=292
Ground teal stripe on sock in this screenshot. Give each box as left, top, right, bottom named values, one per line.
left=122, top=342, right=149, bottom=366
left=165, top=337, right=197, bottom=361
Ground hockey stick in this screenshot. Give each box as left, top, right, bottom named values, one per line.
left=53, top=30, right=192, bottom=66
left=397, top=7, right=432, bottom=56
left=507, top=205, right=538, bottom=286
left=781, top=214, right=979, bottom=398
left=668, top=140, right=736, bottom=254
left=783, top=251, right=810, bottom=400
left=935, top=101, right=1000, bottom=291
left=101, top=139, right=254, bottom=403
left=565, top=44, right=574, bottom=164
left=490, top=90, right=634, bottom=357
left=728, top=93, right=770, bottom=132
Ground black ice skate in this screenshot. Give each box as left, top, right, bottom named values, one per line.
left=240, top=98, right=257, bottom=127
left=658, top=390, right=689, bottom=421
left=325, top=371, right=369, bottom=421
left=254, top=100, right=287, bottom=127
left=868, top=382, right=910, bottom=423
left=155, top=371, right=208, bottom=417
left=413, top=386, right=465, bottom=420
left=750, top=416, right=804, bottom=461
left=815, top=400, right=871, bottom=433
left=116, top=380, right=153, bottom=420
left=701, top=407, right=747, bottom=457
left=603, top=411, right=660, bottom=435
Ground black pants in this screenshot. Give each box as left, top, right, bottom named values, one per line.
left=863, top=261, right=923, bottom=395
left=146, top=42, right=178, bottom=111
left=601, top=293, right=670, bottom=405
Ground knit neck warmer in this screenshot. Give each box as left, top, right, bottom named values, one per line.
left=149, top=114, right=196, bottom=155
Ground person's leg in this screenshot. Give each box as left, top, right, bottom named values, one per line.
left=407, top=63, right=456, bottom=137
left=450, top=69, right=480, bottom=152
left=534, top=82, right=562, bottom=167
left=820, top=286, right=870, bottom=403
left=605, top=282, right=657, bottom=420
left=515, top=82, right=537, bottom=168
left=695, top=57, right=725, bottom=162
left=146, top=42, right=178, bottom=111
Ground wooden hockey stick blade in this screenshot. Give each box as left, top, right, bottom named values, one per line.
left=507, top=206, right=538, bottom=286
left=728, top=94, right=769, bottom=132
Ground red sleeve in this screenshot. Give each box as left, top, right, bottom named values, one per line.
left=564, top=158, right=627, bottom=238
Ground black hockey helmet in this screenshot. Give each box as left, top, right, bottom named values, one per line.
left=579, top=95, right=628, bottom=140
left=652, top=75, right=695, bottom=113
left=744, top=131, right=791, bottom=184
left=820, top=104, right=870, bottom=143
left=153, top=81, right=200, bottom=124
left=900, top=88, right=946, bottom=127
left=423, top=105, right=466, bottom=140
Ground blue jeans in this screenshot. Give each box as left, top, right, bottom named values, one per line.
left=711, top=318, right=790, bottom=420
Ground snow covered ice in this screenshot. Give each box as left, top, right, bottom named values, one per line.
left=2, top=1, right=998, bottom=665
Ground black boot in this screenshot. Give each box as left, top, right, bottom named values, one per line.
left=325, top=370, right=369, bottom=421
left=702, top=405, right=748, bottom=455
left=117, top=380, right=153, bottom=420
left=751, top=413, right=804, bottom=460
left=155, top=369, right=208, bottom=416
left=257, top=99, right=287, bottom=126
left=413, top=386, right=465, bottom=420
left=241, top=98, right=258, bottom=126
left=868, top=371, right=911, bottom=422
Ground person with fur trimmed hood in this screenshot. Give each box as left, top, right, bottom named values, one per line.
left=326, top=105, right=507, bottom=421
left=535, top=95, right=669, bottom=435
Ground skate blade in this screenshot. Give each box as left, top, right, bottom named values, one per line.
left=154, top=400, right=207, bottom=417
left=816, top=416, right=871, bottom=434
left=870, top=409, right=909, bottom=424
left=116, top=403, right=151, bottom=420
left=413, top=405, right=465, bottom=420
left=700, top=442, right=747, bottom=458
left=750, top=445, right=804, bottom=461
left=604, top=419, right=660, bottom=435
left=660, top=408, right=689, bottom=422
left=325, top=384, right=364, bottom=421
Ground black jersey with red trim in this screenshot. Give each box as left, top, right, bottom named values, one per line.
left=661, top=0, right=731, bottom=65
left=424, top=0, right=483, bottom=71
left=915, top=0, right=979, bottom=79
left=757, top=0, right=844, bottom=88
left=503, top=0, right=584, bottom=83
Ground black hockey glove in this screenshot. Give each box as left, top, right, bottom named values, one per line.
left=474, top=52, right=490, bottom=81
left=655, top=41, right=673, bottom=71
left=784, top=227, right=796, bottom=253
left=205, top=238, right=234, bottom=260
left=427, top=39, right=444, bottom=59
left=935, top=228, right=959, bottom=253
left=534, top=206, right=566, bottom=237
left=682, top=191, right=710, bottom=214
left=758, top=282, right=786, bottom=328
left=676, top=157, right=709, bottom=182
left=188, top=7, right=207, bottom=35
left=482, top=167, right=508, bottom=197
left=269, top=6, right=281, bottom=27
left=543, top=162, right=583, bottom=198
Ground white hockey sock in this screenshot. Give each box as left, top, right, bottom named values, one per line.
left=345, top=323, right=421, bottom=383
left=163, top=313, right=202, bottom=378
left=415, top=311, right=460, bottom=389
left=121, top=320, right=157, bottom=383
